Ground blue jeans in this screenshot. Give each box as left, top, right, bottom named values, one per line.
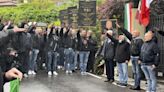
left=141, top=64, right=157, bottom=92
left=47, top=51, right=59, bottom=71
left=79, top=51, right=90, bottom=72
left=117, top=62, right=128, bottom=84
left=64, top=48, right=75, bottom=71
left=29, top=49, right=39, bottom=71
left=131, top=56, right=141, bottom=87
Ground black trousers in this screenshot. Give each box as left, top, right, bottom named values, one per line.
left=87, top=51, right=95, bottom=72
left=17, top=51, right=29, bottom=74
left=105, top=59, right=114, bottom=80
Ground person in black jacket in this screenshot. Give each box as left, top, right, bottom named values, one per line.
left=140, top=32, right=159, bottom=92
left=46, top=27, right=59, bottom=76
left=10, top=30, right=31, bottom=77
left=71, top=29, right=79, bottom=72
left=0, top=28, right=24, bottom=92
left=107, top=32, right=130, bottom=87
left=77, top=30, right=90, bottom=75
left=28, top=29, right=41, bottom=75
left=97, top=20, right=116, bottom=82
left=116, top=23, right=143, bottom=90
left=86, top=30, right=97, bottom=73
left=57, top=28, right=66, bottom=69
left=63, top=29, right=75, bottom=74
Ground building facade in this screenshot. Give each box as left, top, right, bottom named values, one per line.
left=0, top=0, right=17, bottom=7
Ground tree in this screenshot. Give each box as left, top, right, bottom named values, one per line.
left=98, top=0, right=126, bottom=22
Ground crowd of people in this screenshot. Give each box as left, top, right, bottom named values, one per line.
left=0, top=20, right=98, bottom=76
left=0, top=19, right=164, bottom=92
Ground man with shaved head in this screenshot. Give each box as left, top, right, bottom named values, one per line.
left=116, top=23, right=143, bottom=90
left=140, top=31, right=159, bottom=92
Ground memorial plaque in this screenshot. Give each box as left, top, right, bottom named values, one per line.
left=68, top=6, right=78, bottom=28
left=78, top=0, right=96, bottom=26
left=59, top=10, right=68, bottom=27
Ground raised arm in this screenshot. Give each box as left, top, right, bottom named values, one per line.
left=106, top=34, right=118, bottom=44
left=116, top=22, right=132, bottom=40
left=119, top=28, right=133, bottom=41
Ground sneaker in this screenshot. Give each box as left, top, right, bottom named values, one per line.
left=109, top=80, right=114, bottom=83
left=53, top=71, right=58, bottom=76
left=130, top=86, right=141, bottom=90
left=69, top=71, right=72, bottom=74
left=24, top=73, right=28, bottom=78
left=83, top=72, right=87, bottom=75
left=72, top=70, right=76, bottom=73
left=81, top=72, right=84, bottom=75
left=81, top=72, right=86, bottom=75
left=66, top=70, right=69, bottom=74
left=48, top=71, right=52, bottom=76
left=104, top=80, right=110, bottom=82
left=57, top=66, right=61, bottom=69
left=119, top=83, right=127, bottom=87
left=28, top=70, right=32, bottom=75
left=32, top=71, right=36, bottom=75
left=116, top=82, right=121, bottom=85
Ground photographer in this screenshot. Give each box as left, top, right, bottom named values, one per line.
left=0, top=27, right=24, bottom=92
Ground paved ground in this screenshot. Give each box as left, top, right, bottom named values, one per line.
left=20, top=71, right=144, bottom=92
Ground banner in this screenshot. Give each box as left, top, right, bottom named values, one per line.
left=68, top=6, right=78, bottom=28
left=59, top=10, right=68, bottom=27
left=78, top=0, right=96, bottom=26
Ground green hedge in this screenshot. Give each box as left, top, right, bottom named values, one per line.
left=0, top=0, right=78, bottom=23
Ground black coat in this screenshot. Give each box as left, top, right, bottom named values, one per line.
left=10, top=32, right=31, bottom=53
left=98, top=36, right=115, bottom=60
left=140, top=40, right=160, bottom=66
left=77, top=31, right=90, bottom=51
left=107, top=34, right=130, bottom=63
left=115, top=41, right=130, bottom=63
left=31, top=34, right=42, bottom=50
left=119, top=28, right=143, bottom=56
left=0, top=31, right=13, bottom=92
left=46, top=35, right=59, bottom=52
left=88, top=36, right=97, bottom=52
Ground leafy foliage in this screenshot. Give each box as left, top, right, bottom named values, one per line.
left=0, top=0, right=79, bottom=23
left=98, top=0, right=126, bottom=22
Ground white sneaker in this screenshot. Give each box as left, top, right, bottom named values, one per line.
left=32, top=71, right=36, bottom=75
left=81, top=72, right=84, bottom=75
left=83, top=72, right=87, bottom=75
left=53, top=71, right=58, bottom=76
left=48, top=71, right=52, bottom=76
left=69, top=71, right=72, bottom=74
left=24, top=73, right=28, bottom=78
left=28, top=70, right=32, bottom=75
left=66, top=70, right=69, bottom=74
